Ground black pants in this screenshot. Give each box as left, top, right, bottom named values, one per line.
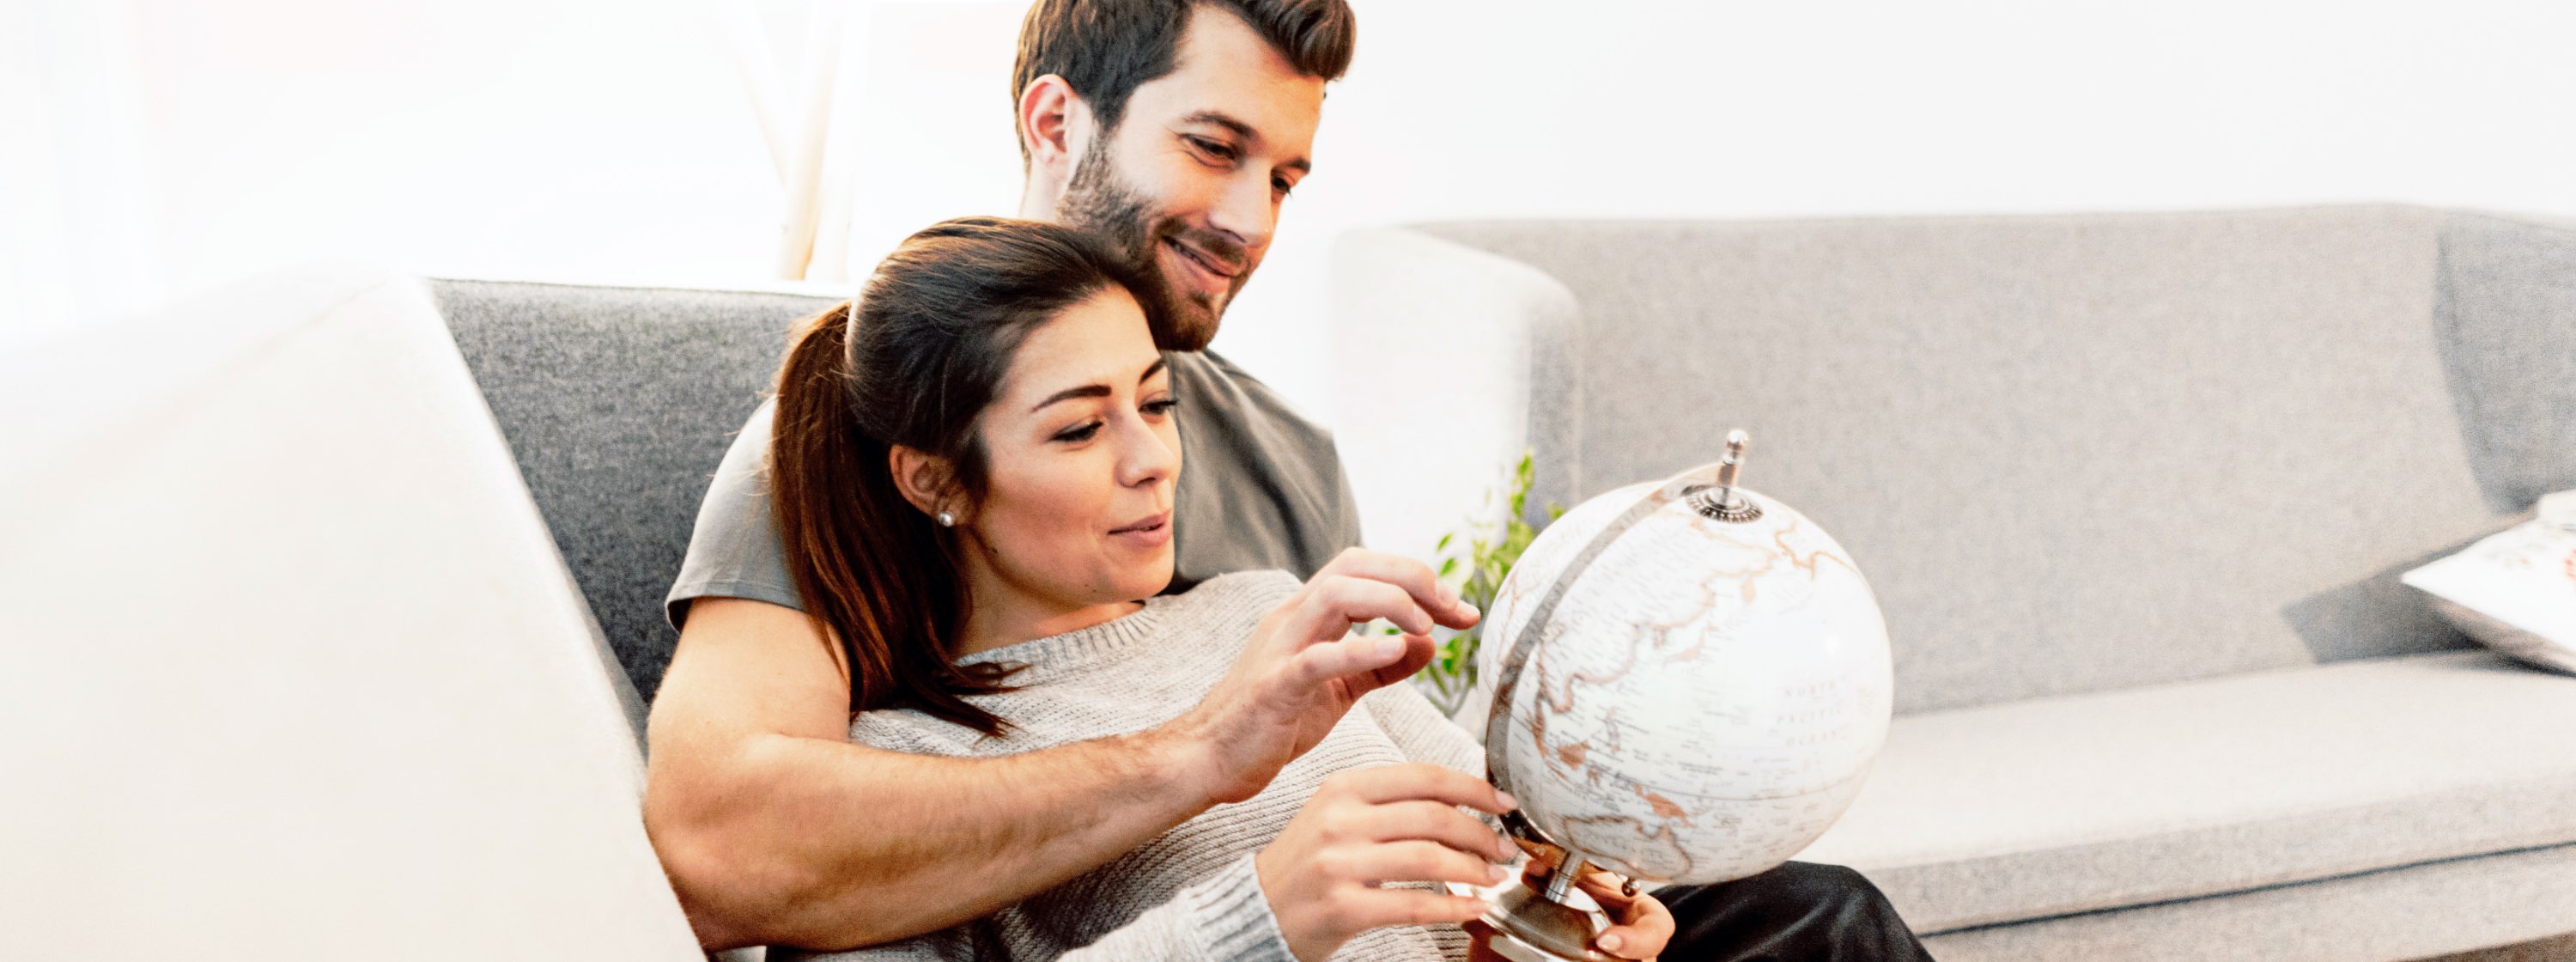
left=1653, top=862, right=1934, bottom=961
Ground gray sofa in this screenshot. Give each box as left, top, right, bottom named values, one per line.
left=433, top=278, right=842, bottom=712
left=1329, top=205, right=2576, bottom=961
left=23, top=206, right=2558, bottom=957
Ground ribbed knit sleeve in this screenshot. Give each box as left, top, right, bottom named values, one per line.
left=1362, top=684, right=1486, bottom=778
left=796, top=569, right=1456, bottom=962
left=1053, top=853, right=1295, bottom=962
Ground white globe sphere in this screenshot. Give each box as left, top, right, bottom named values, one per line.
left=1473, top=465, right=1893, bottom=886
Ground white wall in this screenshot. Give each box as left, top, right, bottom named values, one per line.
left=11, top=0, right=2576, bottom=428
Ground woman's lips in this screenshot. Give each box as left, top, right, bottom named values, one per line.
left=1110, top=512, right=1173, bottom=548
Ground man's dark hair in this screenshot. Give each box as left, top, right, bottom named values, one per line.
left=1012, top=0, right=1356, bottom=169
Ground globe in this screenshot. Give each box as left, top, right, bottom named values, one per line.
left=1472, top=437, right=1893, bottom=888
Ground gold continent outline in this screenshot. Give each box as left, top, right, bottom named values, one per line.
left=1528, top=508, right=1850, bottom=741
left=1516, top=505, right=1863, bottom=859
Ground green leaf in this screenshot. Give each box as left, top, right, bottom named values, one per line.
left=1405, top=446, right=1554, bottom=705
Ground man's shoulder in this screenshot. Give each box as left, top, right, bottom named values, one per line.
left=1168, top=350, right=1328, bottom=440
left=1164, top=349, right=1363, bottom=582
left=1165, top=349, right=1345, bottom=477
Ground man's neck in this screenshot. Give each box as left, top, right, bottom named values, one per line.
left=1015, top=185, right=1058, bottom=222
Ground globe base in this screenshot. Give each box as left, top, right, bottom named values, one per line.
left=1466, top=868, right=1616, bottom=962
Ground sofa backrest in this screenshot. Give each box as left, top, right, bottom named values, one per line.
left=434, top=279, right=841, bottom=703
left=1419, top=206, right=2576, bottom=714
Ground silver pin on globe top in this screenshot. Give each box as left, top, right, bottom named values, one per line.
left=1691, top=429, right=1763, bottom=522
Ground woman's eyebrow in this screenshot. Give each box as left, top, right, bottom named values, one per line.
left=1030, top=385, right=1110, bottom=412
left=1032, top=359, right=1166, bottom=412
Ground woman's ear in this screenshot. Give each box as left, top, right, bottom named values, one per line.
left=888, top=444, right=959, bottom=524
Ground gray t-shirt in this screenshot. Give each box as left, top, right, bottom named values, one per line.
left=666, top=349, right=1364, bottom=628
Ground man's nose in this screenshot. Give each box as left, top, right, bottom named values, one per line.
left=1205, top=170, right=1275, bottom=255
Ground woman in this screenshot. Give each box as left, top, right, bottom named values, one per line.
left=760, top=217, right=1672, bottom=961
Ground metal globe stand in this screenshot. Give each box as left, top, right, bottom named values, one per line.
left=1465, top=846, right=1618, bottom=962
left=1467, top=429, right=1772, bottom=961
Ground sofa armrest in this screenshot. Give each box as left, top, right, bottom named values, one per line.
left=1327, top=227, right=1583, bottom=560
left=2435, top=211, right=2576, bottom=512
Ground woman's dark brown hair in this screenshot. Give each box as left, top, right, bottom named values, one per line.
left=770, top=216, right=1165, bottom=735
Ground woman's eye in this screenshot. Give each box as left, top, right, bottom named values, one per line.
left=1143, top=398, right=1180, bottom=417
left=1053, top=421, right=1103, bottom=443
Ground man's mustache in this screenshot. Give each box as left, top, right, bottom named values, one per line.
left=1157, top=224, right=1249, bottom=277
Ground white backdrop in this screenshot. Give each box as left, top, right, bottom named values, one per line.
left=10, top=0, right=2576, bottom=422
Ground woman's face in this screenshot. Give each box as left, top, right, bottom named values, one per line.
left=957, top=285, right=1181, bottom=608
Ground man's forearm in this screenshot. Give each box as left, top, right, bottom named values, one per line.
left=649, top=725, right=1218, bottom=951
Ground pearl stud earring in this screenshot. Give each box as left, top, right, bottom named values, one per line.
left=936, top=510, right=957, bottom=527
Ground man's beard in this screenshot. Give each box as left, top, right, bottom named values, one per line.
left=1055, top=135, right=1244, bottom=352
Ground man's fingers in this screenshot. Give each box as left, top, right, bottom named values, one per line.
left=1289, top=634, right=1413, bottom=689
left=1347, top=840, right=1511, bottom=889
left=1303, top=575, right=1435, bottom=636
left=1316, top=549, right=1481, bottom=629
left=1341, top=888, right=1490, bottom=929
left=1360, top=633, right=1437, bottom=690
left=1334, top=763, right=1516, bottom=813
left=1355, top=801, right=1519, bottom=863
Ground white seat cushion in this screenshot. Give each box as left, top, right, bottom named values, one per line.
left=0, top=265, right=702, bottom=959
left=1795, top=651, right=2576, bottom=934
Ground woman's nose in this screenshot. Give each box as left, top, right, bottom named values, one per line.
left=1115, top=417, right=1178, bottom=488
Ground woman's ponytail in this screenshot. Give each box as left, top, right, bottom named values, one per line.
left=769, top=301, right=1014, bottom=735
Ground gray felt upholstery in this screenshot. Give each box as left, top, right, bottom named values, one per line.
left=433, top=279, right=839, bottom=703
left=1332, top=205, right=2576, bottom=961
left=1414, top=206, right=2574, bottom=715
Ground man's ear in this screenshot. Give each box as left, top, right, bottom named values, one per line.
left=1018, top=74, right=1088, bottom=182
left=888, top=444, right=959, bottom=523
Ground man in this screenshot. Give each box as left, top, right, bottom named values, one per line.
left=645, top=1, right=1933, bottom=958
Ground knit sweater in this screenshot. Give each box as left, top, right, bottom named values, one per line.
left=777, top=570, right=1488, bottom=962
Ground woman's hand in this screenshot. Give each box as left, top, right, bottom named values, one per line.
left=1518, top=846, right=1676, bottom=960
left=1170, top=549, right=1481, bottom=805
left=1255, top=764, right=1519, bottom=962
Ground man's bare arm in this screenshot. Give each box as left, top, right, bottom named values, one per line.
left=644, top=597, right=1218, bottom=951
left=643, top=550, right=1476, bottom=953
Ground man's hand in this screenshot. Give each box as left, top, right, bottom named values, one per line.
left=1167, top=549, right=1481, bottom=804
left=1255, top=764, right=1519, bottom=962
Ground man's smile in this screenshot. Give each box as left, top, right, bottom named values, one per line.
left=1162, top=236, right=1239, bottom=295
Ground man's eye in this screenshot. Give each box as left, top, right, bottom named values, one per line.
left=1054, top=421, right=1103, bottom=443
left=1273, top=176, right=1297, bottom=198
left=1188, top=136, right=1237, bottom=162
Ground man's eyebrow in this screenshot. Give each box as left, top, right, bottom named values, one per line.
left=1180, top=110, right=1255, bottom=139
left=1180, top=110, right=1311, bottom=174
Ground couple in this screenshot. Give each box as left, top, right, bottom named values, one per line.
left=641, top=1, right=1935, bottom=959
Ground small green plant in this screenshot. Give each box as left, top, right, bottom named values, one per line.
left=1406, top=448, right=1564, bottom=717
